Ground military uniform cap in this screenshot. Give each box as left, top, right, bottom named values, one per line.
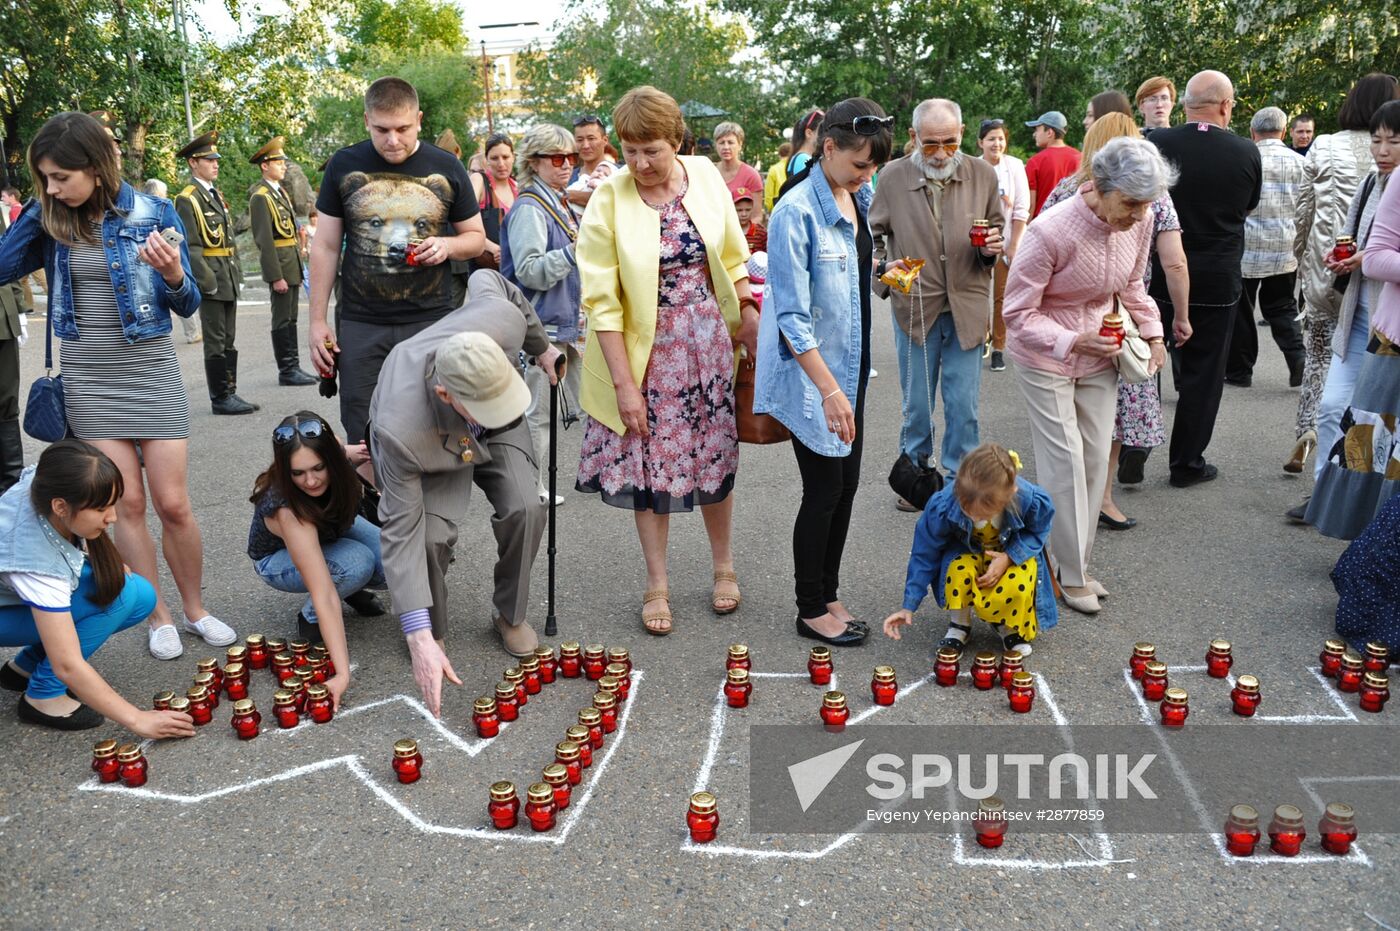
left=178, top=131, right=221, bottom=161
left=250, top=136, right=288, bottom=164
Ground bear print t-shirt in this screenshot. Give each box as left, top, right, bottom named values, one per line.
left=317, top=139, right=478, bottom=325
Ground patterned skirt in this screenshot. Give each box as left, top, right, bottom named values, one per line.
left=1115, top=376, right=1164, bottom=448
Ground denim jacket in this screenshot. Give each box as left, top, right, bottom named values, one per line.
left=754, top=161, right=871, bottom=456
left=0, top=182, right=200, bottom=341
left=0, top=467, right=87, bottom=610
left=900, top=477, right=1059, bottom=630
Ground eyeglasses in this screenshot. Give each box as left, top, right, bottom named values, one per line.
left=532, top=152, right=580, bottom=168
left=273, top=418, right=326, bottom=445
left=827, top=115, right=895, bottom=136
left=573, top=115, right=605, bottom=129
left=920, top=140, right=962, bottom=156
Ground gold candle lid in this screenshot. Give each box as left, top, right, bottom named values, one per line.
left=489, top=780, right=516, bottom=800
left=534, top=645, right=557, bottom=662
left=1228, top=803, right=1259, bottom=826
left=578, top=707, right=602, bottom=726
left=555, top=740, right=581, bottom=760
left=93, top=738, right=118, bottom=757
left=1235, top=674, right=1260, bottom=692
left=195, top=657, right=218, bottom=673
left=978, top=795, right=1005, bottom=814
left=605, top=663, right=628, bottom=680
left=726, top=667, right=750, bottom=685
left=168, top=696, right=190, bottom=712
left=810, top=645, right=832, bottom=661
left=295, top=667, right=315, bottom=682
left=313, top=642, right=329, bottom=657
left=225, top=645, right=248, bottom=663
left=1363, top=672, right=1389, bottom=689
left=1341, top=651, right=1364, bottom=669
left=1366, top=641, right=1389, bottom=658
left=503, top=666, right=524, bottom=684
left=1101, top=312, right=1124, bottom=327
left=565, top=725, right=591, bottom=745
left=1336, top=235, right=1356, bottom=245
left=289, top=639, right=310, bottom=653
left=116, top=743, right=142, bottom=762
left=232, top=698, right=256, bottom=714
left=1133, top=642, right=1156, bottom=656
left=583, top=643, right=606, bottom=659
left=1209, top=639, right=1231, bottom=654
left=272, top=652, right=294, bottom=666
left=1144, top=661, right=1167, bottom=676
left=1000, top=652, right=1023, bottom=666
left=272, top=689, right=295, bottom=705
left=186, top=685, right=208, bottom=701
left=822, top=690, right=847, bottom=709
left=607, top=647, right=630, bottom=664
left=598, top=675, right=620, bottom=694
left=1272, top=804, right=1304, bottom=827
left=728, top=643, right=750, bottom=660
left=520, top=655, right=540, bottom=673
left=394, top=739, right=420, bottom=758
left=1323, top=802, right=1355, bottom=824
left=495, top=682, right=517, bottom=700
left=689, top=791, right=718, bottom=814
left=473, top=697, right=497, bottom=715
left=592, top=691, right=617, bottom=710
left=559, top=641, right=581, bottom=656
left=1323, top=638, right=1346, bottom=655
left=971, top=218, right=991, bottom=227
left=935, top=646, right=962, bottom=662
left=872, top=665, right=896, bottom=683
left=153, top=689, right=175, bottom=705
left=1163, top=687, right=1188, bottom=704
left=310, top=655, right=328, bottom=669
left=245, top=634, right=266, bottom=647
left=527, top=782, right=554, bottom=803
left=192, top=671, right=215, bottom=690
left=223, top=662, right=245, bottom=679
left=1011, top=671, right=1033, bottom=687
left=306, top=684, right=328, bottom=700
left=282, top=678, right=303, bottom=694
left=542, top=763, right=569, bottom=785
left=972, top=651, right=997, bottom=666
left=265, top=637, right=287, bottom=650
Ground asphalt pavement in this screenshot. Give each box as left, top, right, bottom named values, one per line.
left=0, top=285, right=1393, bottom=930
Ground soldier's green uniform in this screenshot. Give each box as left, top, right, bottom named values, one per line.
left=249, top=136, right=314, bottom=386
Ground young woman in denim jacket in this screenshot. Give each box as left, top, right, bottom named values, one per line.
left=0, top=440, right=196, bottom=736
left=0, top=112, right=234, bottom=662
left=755, top=97, right=905, bottom=647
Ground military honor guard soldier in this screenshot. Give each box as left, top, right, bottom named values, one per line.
left=249, top=137, right=315, bottom=386
left=174, top=131, right=259, bottom=414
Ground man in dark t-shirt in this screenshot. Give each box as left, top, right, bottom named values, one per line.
left=1149, top=70, right=1262, bottom=488
left=309, top=76, right=485, bottom=445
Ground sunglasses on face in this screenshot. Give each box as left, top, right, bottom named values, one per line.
left=573, top=115, right=604, bottom=128
left=273, top=419, right=326, bottom=445
left=920, top=140, right=961, bottom=156
left=533, top=152, right=580, bottom=168
left=828, top=114, right=895, bottom=136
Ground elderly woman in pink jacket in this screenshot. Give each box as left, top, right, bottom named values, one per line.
left=1003, top=137, right=1175, bottom=614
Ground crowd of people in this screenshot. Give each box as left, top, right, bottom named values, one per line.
left=0, top=66, right=1397, bottom=737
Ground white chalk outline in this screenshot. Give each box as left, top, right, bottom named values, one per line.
left=683, top=666, right=1118, bottom=869
left=76, top=670, right=645, bottom=845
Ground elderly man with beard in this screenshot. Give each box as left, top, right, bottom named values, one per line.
left=872, top=98, right=1005, bottom=502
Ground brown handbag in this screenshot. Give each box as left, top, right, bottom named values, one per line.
left=734, top=355, right=791, bottom=444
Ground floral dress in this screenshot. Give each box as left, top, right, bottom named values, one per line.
left=575, top=177, right=739, bottom=513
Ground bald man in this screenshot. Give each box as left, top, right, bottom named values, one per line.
left=1148, top=70, right=1262, bottom=488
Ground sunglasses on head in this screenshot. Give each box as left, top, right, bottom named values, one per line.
left=979, top=119, right=1005, bottom=135
left=573, top=115, right=604, bottom=128
left=273, top=418, right=326, bottom=445
left=828, top=115, right=895, bottom=136
left=533, top=152, right=580, bottom=167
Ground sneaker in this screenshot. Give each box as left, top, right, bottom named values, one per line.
left=538, top=492, right=566, bottom=507
left=148, top=623, right=184, bottom=660
left=182, top=613, right=237, bottom=647
left=989, top=350, right=1006, bottom=372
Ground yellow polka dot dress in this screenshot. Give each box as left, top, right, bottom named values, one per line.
left=943, top=520, right=1038, bottom=641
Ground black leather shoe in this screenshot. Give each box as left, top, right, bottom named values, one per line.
left=212, top=394, right=257, bottom=415
left=344, top=589, right=385, bottom=617
left=1287, top=355, right=1305, bottom=388
left=1117, top=446, right=1149, bottom=485
left=0, top=661, right=29, bottom=692
left=279, top=368, right=317, bottom=387
left=17, top=694, right=102, bottom=730
left=296, top=611, right=318, bottom=643
left=1286, top=500, right=1310, bottom=524
left=1169, top=464, right=1219, bottom=488
left=1098, top=511, right=1138, bottom=530
left=1224, top=375, right=1252, bottom=387
left=795, top=615, right=868, bottom=647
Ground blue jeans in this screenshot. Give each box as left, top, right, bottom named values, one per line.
left=1315, top=300, right=1371, bottom=480
left=0, top=565, right=156, bottom=699
left=893, top=312, right=982, bottom=475
left=253, top=517, right=384, bottom=624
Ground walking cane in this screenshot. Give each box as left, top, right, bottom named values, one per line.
left=545, top=356, right=563, bottom=637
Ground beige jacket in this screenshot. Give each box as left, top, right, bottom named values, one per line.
left=870, top=154, right=1004, bottom=350
left=1294, top=130, right=1374, bottom=318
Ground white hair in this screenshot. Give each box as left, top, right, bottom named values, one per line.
left=1091, top=137, right=1178, bottom=202
left=516, top=124, right=576, bottom=188
left=1250, top=107, right=1288, bottom=135
left=912, top=98, right=962, bottom=129
left=140, top=178, right=168, bottom=198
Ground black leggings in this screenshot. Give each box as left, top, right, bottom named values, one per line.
left=790, top=405, right=864, bottom=619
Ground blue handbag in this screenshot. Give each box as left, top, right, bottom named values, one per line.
left=23, top=308, right=68, bottom=442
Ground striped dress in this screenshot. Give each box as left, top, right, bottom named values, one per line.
left=59, top=221, right=191, bottom=439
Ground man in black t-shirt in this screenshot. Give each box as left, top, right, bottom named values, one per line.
left=1149, top=70, right=1262, bottom=489
left=309, top=76, right=486, bottom=445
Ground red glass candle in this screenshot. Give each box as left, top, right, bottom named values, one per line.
left=969, top=219, right=992, bottom=248
left=230, top=698, right=262, bottom=740
left=808, top=646, right=833, bottom=685
left=997, top=652, right=1023, bottom=690
left=152, top=690, right=175, bottom=712
left=525, top=783, right=557, bottom=832
left=727, top=644, right=751, bottom=672
left=1337, top=652, right=1365, bottom=693
left=1268, top=804, right=1306, bottom=856
left=820, top=691, right=849, bottom=729
left=1318, top=802, right=1358, bottom=855
left=1141, top=661, right=1169, bottom=702
left=487, top=781, right=518, bottom=828
left=604, top=663, right=631, bottom=702
left=1359, top=672, right=1390, bottom=713
left=1159, top=687, right=1189, bottom=727
left=504, top=666, right=527, bottom=706
left=559, top=641, right=582, bottom=678
left=116, top=743, right=148, bottom=788
left=186, top=686, right=213, bottom=725
left=195, top=658, right=223, bottom=694
left=265, top=637, right=287, bottom=665
left=1230, top=674, right=1262, bottom=717
left=289, top=639, right=312, bottom=668
left=934, top=647, right=961, bottom=687
left=393, top=739, right=424, bottom=785
left=1205, top=639, right=1233, bottom=678
left=244, top=634, right=270, bottom=670
left=295, top=667, right=315, bottom=693
left=554, top=740, right=583, bottom=786
left=305, top=684, right=333, bottom=724
left=473, top=697, right=501, bottom=739
left=606, top=647, right=632, bottom=677
left=1099, top=312, right=1126, bottom=346
left=583, top=644, right=607, bottom=680
left=534, top=646, right=558, bottom=684
left=592, top=692, right=618, bottom=733
left=578, top=708, right=605, bottom=750
left=1320, top=639, right=1346, bottom=678
left=313, top=643, right=336, bottom=678
left=971, top=651, right=998, bottom=690
left=225, top=645, right=248, bottom=669
left=283, top=678, right=305, bottom=714
left=1130, top=643, right=1156, bottom=680
left=565, top=725, right=593, bottom=768
left=494, top=682, right=520, bottom=722
left=520, top=655, right=544, bottom=695
left=1223, top=804, right=1261, bottom=857
left=92, top=739, right=120, bottom=783
left=871, top=665, right=897, bottom=706
left=975, top=795, right=1008, bottom=848
left=542, top=763, right=572, bottom=810
left=1364, top=641, right=1390, bottom=674
left=308, top=656, right=329, bottom=684
left=272, top=652, right=296, bottom=683
left=1332, top=236, right=1357, bottom=262
left=404, top=238, right=425, bottom=266
left=273, top=690, right=300, bottom=728
left=192, top=671, right=219, bottom=709
left=167, top=695, right=190, bottom=719
left=223, top=663, right=249, bottom=701
left=724, top=668, right=752, bottom=708
left=1008, top=671, right=1035, bottom=713
left=598, top=676, right=622, bottom=706
left=687, top=791, right=719, bottom=843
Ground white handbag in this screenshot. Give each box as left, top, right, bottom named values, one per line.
left=1114, top=297, right=1153, bottom=385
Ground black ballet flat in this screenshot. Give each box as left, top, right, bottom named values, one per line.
left=795, top=615, right=868, bottom=647
left=1098, top=511, right=1137, bottom=531
left=296, top=611, right=318, bottom=643
left=17, top=694, right=103, bottom=731
left=0, top=661, right=29, bottom=692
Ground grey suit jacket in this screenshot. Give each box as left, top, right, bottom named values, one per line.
left=370, top=269, right=551, bottom=615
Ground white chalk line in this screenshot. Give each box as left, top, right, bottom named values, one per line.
left=77, top=671, right=645, bottom=845
left=1214, top=666, right=1359, bottom=723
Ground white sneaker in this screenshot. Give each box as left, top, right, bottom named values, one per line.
left=148, top=623, right=184, bottom=660
left=182, top=613, right=237, bottom=647
left=539, top=492, right=565, bottom=507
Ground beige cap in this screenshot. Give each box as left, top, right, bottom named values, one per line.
left=433, top=332, right=530, bottom=429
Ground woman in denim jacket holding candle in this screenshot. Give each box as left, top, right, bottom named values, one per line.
left=756, top=97, right=900, bottom=647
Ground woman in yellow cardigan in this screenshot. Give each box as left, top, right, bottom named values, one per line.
left=575, top=86, right=759, bottom=636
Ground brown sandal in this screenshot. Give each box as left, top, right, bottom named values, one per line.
left=711, top=570, right=741, bottom=615
left=642, top=589, right=672, bottom=636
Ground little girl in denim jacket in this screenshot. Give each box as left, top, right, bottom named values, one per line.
left=884, top=443, right=1056, bottom=656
